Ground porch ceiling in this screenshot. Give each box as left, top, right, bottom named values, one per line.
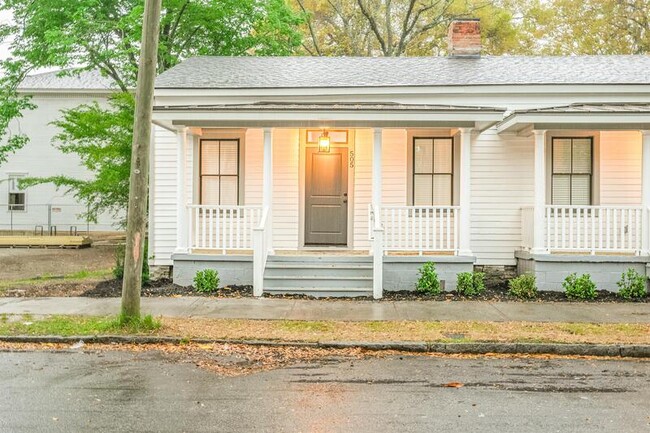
left=497, top=103, right=650, bottom=134
left=152, top=102, right=506, bottom=131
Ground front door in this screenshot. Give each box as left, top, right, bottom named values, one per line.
left=305, top=147, right=348, bottom=246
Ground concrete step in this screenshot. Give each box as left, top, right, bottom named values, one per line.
left=267, top=254, right=372, bottom=264
left=264, top=275, right=373, bottom=289
left=265, top=263, right=372, bottom=278
left=263, top=287, right=372, bottom=298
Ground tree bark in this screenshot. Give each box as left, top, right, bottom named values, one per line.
left=121, top=0, right=162, bottom=319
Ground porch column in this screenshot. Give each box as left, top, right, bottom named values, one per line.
left=641, top=131, right=650, bottom=255
left=372, top=128, right=382, bottom=217
left=532, top=130, right=547, bottom=254
left=262, top=128, right=273, bottom=251
left=372, top=128, right=383, bottom=299
left=458, top=128, right=473, bottom=256
left=175, top=126, right=189, bottom=253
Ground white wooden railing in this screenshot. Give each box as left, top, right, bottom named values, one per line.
left=378, top=205, right=460, bottom=254
left=547, top=206, right=644, bottom=254
left=187, top=205, right=263, bottom=253
left=253, top=207, right=271, bottom=297
left=522, top=205, right=647, bottom=255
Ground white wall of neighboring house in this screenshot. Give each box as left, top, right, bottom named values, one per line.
left=0, top=90, right=120, bottom=233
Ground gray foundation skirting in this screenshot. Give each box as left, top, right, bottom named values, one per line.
left=172, top=254, right=253, bottom=287
left=515, top=250, right=650, bottom=292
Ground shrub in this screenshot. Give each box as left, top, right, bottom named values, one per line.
left=508, top=274, right=538, bottom=299
left=416, top=262, right=441, bottom=295
left=113, top=241, right=150, bottom=284
left=456, top=272, right=486, bottom=297
left=194, top=269, right=219, bottom=293
left=563, top=273, right=597, bottom=300
left=617, top=268, right=648, bottom=300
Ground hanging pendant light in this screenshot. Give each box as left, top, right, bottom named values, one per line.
left=318, top=130, right=330, bottom=153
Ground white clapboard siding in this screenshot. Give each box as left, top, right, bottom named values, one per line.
left=471, top=129, right=535, bottom=265
left=271, top=128, right=300, bottom=249
left=151, top=125, right=179, bottom=266
left=600, top=131, right=642, bottom=205
left=353, top=129, right=373, bottom=250
left=244, top=129, right=264, bottom=206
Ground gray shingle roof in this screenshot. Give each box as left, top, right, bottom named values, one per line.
left=155, top=55, right=650, bottom=89
left=19, top=69, right=115, bottom=91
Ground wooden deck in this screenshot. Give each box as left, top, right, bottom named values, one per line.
left=0, top=236, right=92, bottom=249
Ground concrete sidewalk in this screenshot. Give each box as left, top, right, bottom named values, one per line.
left=0, top=296, right=648, bottom=323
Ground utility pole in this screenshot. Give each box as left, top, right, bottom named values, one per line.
left=121, top=0, right=162, bottom=320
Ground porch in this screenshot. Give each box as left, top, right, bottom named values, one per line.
left=498, top=105, right=650, bottom=290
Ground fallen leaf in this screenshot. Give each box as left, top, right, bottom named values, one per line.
left=442, top=382, right=464, bottom=388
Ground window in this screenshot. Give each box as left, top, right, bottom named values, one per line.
left=7, top=174, right=26, bottom=211
left=199, top=139, right=239, bottom=205
left=413, top=137, right=453, bottom=206
left=306, top=130, right=348, bottom=144
left=552, top=137, right=593, bottom=205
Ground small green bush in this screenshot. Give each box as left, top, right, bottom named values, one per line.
left=563, top=273, right=597, bottom=300
left=194, top=269, right=219, bottom=293
left=617, top=268, right=648, bottom=300
left=456, top=272, right=486, bottom=297
left=508, top=274, right=538, bottom=299
left=416, top=262, right=441, bottom=295
left=113, top=241, right=149, bottom=284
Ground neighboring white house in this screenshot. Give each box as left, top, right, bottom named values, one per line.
left=149, top=20, right=650, bottom=297
left=0, top=70, right=121, bottom=233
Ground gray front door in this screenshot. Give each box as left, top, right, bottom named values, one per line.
left=305, top=147, right=348, bottom=246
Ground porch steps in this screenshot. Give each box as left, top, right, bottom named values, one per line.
left=263, top=255, right=373, bottom=297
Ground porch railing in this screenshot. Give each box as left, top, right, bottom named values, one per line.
left=522, top=205, right=646, bottom=255
left=547, top=206, right=644, bottom=254
left=375, top=205, right=460, bottom=254
left=187, top=205, right=263, bottom=253
left=253, top=207, right=271, bottom=297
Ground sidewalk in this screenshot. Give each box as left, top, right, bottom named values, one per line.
left=0, top=297, right=647, bottom=323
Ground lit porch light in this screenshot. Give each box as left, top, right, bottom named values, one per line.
left=318, top=130, right=331, bottom=153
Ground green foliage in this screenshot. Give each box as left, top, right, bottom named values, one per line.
left=617, top=268, right=648, bottom=300
left=194, top=269, right=220, bottom=293
left=416, top=262, right=441, bottom=295
left=563, top=273, right=597, bottom=300
left=113, top=240, right=150, bottom=284
left=456, top=271, right=486, bottom=297
left=1, top=0, right=304, bottom=210
left=0, top=314, right=160, bottom=336
left=508, top=274, right=538, bottom=299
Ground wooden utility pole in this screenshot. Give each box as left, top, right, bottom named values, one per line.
left=121, top=0, right=162, bottom=320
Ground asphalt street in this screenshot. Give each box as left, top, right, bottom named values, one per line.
left=1, top=349, right=648, bottom=432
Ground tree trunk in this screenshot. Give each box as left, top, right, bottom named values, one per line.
left=121, top=0, right=162, bottom=319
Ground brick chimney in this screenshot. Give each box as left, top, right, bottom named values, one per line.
left=448, top=19, right=481, bottom=58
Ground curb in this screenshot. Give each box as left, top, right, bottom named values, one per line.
left=1, top=335, right=649, bottom=358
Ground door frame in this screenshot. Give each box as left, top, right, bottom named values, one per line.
left=299, top=129, right=355, bottom=249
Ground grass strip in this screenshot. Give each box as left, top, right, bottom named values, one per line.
left=0, top=315, right=647, bottom=346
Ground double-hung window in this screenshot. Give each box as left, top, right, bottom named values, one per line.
left=199, top=139, right=239, bottom=205
left=551, top=137, right=593, bottom=205
left=413, top=137, right=453, bottom=206
left=8, top=174, right=26, bottom=211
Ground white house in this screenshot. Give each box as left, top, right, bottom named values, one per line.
left=1, top=70, right=120, bottom=234
left=149, top=20, right=650, bottom=297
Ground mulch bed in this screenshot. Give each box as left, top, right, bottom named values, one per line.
left=77, top=279, right=649, bottom=303
left=81, top=279, right=253, bottom=298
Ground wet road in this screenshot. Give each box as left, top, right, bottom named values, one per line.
left=1, top=350, right=648, bottom=432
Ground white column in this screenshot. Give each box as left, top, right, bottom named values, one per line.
left=458, top=128, right=473, bottom=256
left=175, top=127, right=188, bottom=253
left=372, top=128, right=383, bottom=299
left=372, top=128, right=382, bottom=216
left=641, top=131, right=650, bottom=255
left=532, top=130, right=547, bottom=254
left=262, top=128, right=273, bottom=252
